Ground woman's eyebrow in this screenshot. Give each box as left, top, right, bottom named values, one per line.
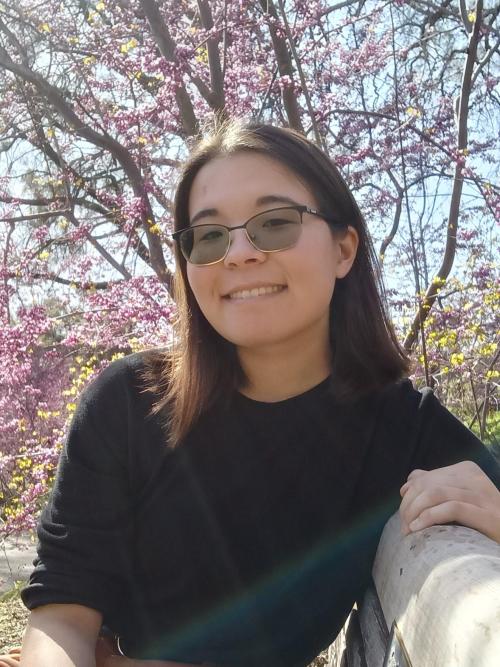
left=190, top=207, right=218, bottom=225
left=190, top=195, right=301, bottom=225
left=255, top=194, right=301, bottom=207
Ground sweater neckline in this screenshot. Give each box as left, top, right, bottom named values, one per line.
left=234, top=375, right=332, bottom=410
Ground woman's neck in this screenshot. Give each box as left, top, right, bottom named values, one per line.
left=237, top=339, right=331, bottom=403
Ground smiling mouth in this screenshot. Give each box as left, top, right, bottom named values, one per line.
left=225, top=285, right=287, bottom=300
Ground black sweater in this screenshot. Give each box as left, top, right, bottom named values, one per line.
left=21, top=352, right=500, bottom=666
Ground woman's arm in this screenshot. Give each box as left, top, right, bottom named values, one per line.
left=20, top=603, right=102, bottom=667
left=399, top=460, right=500, bottom=542
left=396, top=385, right=500, bottom=543
left=19, top=605, right=210, bottom=667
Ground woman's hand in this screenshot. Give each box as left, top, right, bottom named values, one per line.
left=399, top=461, right=500, bottom=543
left=0, top=647, right=21, bottom=666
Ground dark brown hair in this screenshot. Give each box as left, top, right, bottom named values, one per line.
left=145, top=120, right=409, bottom=447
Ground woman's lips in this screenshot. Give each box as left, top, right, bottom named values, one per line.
left=224, top=285, right=287, bottom=300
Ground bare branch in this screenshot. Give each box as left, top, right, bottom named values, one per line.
left=64, top=210, right=133, bottom=280
left=317, top=0, right=374, bottom=19
left=459, top=0, right=473, bottom=33
left=5, top=270, right=110, bottom=290
left=0, top=209, right=71, bottom=223
left=379, top=172, right=403, bottom=262
left=404, top=0, right=484, bottom=351
left=471, top=34, right=500, bottom=86
left=0, top=194, right=65, bottom=206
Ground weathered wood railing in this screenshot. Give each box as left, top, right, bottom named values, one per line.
left=328, top=514, right=500, bottom=667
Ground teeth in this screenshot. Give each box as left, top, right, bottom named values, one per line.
left=228, top=285, right=285, bottom=300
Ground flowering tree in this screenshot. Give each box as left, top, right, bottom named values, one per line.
left=0, top=0, right=498, bottom=535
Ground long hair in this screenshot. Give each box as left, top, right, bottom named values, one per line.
left=144, top=120, right=409, bottom=447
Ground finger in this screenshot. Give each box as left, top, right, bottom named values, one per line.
left=401, top=486, right=481, bottom=529
left=400, top=477, right=439, bottom=497
left=401, top=468, right=432, bottom=500
left=400, top=462, right=498, bottom=536
left=401, top=469, right=430, bottom=498
left=400, top=471, right=482, bottom=515
left=399, top=480, right=479, bottom=534
left=408, top=501, right=500, bottom=542
left=410, top=461, right=483, bottom=487
left=406, top=468, right=427, bottom=481
left=399, top=480, right=483, bottom=527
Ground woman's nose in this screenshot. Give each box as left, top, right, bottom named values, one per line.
left=223, top=228, right=266, bottom=267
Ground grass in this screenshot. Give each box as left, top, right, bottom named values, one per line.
left=0, top=583, right=29, bottom=653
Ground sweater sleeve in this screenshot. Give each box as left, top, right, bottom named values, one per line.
left=409, top=386, right=500, bottom=490
left=21, top=357, right=141, bottom=619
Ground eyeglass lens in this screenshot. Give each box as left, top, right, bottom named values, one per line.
left=180, top=208, right=303, bottom=265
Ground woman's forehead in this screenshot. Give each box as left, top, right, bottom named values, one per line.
left=188, top=152, right=315, bottom=217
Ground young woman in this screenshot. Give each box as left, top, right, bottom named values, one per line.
left=4, top=122, right=500, bottom=667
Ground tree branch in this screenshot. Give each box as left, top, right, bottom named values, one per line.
left=317, top=0, right=372, bottom=19
left=404, top=0, right=484, bottom=351
left=471, top=33, right=500, bottom=86
left=139, top=0, right=199, bottom=135
left=258, top=0, right=304, bottom=133
left=379, top=172, right=403, bottom=262
left=0, top=44, right=172, bottom=290
left=65, top=210, right=133, bottom=280
left=0, top=209, right=71, bottom=223
left=196, top=0, right=225, bottom=112
left=276, top=0, right=325, bottom=149
left=6, top=271, right=111, bottom=290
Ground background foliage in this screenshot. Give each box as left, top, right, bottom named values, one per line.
left=0, top=0, right=498, bottom=536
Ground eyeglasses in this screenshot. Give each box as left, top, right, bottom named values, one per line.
left=172, top=205, right=345, bottom=266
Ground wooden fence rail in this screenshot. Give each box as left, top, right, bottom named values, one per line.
left=328, top=514, right=500, bottom=667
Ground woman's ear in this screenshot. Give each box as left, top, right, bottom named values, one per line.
left=334, top=226, right=359, bottom=279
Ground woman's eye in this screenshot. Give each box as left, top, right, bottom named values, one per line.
left=198, top=229, right=224, bottom=242
left=262, top=218, right=292, bottom=229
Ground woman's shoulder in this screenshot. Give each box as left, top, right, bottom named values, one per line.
left=67, top=350, right=170, bottom=469
left=83, top=349, right=166, bottom=395
left=356, top=377, right=420, bottom=412
left=376, top=377, right=436, bottom=412
left=373, top=378, right=499, bottom=476
left=364, top=377, right=442, bottom=442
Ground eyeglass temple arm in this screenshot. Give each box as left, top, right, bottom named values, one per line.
left=305, top=207, right=346, bottom=228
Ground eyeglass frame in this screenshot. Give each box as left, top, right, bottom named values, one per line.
left=172, top=205, right=347, bottom=266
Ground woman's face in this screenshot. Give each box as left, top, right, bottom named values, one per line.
left=186, top=152, right=358, bottom=353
